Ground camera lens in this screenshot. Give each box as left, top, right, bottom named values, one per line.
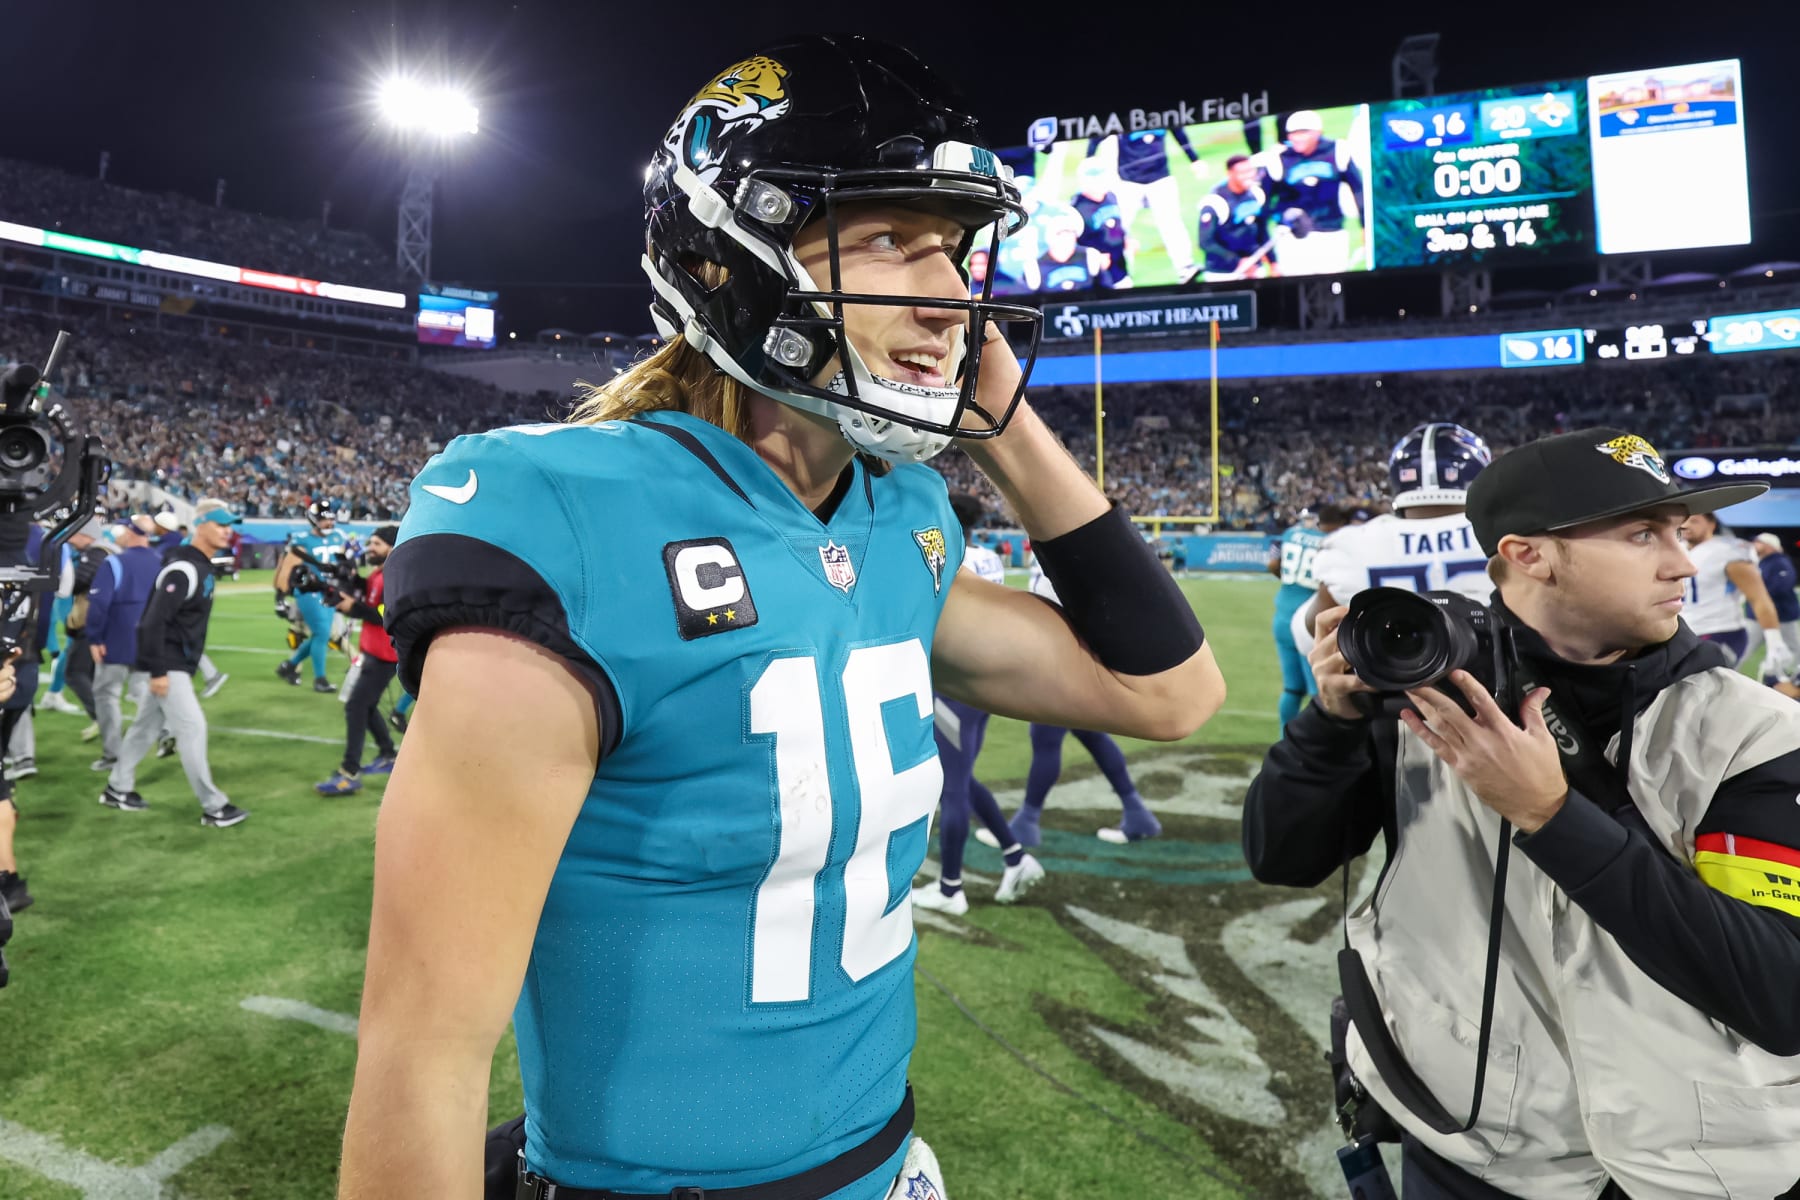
left=1375, top=615, right=1435, bottom=671
left=0, top=427, right=47, bottom=473
left=1338, top=587, right=1465, bottom=692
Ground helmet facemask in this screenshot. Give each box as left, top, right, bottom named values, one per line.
left=645, top=129, right=1043, bottom=464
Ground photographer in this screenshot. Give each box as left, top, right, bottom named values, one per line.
left=1243, top=428, right=1800, bottom=1199
left=314, top=525, right=398, bottom=796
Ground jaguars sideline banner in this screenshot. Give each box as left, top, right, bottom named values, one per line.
left=1182, top=532, right=1276, bottom=572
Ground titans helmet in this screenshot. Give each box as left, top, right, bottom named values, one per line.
left=642, top=35, right=1043, bottom=463
left=307, top=497, right=339, bottom=529
left=1387, top=423, right=1492, bottom=511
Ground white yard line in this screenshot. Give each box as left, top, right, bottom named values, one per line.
left=239, top=995, right=358, bottom=1036
left=213, top=726, right=343, bottom=746
left=0, top=1117, right=231, bottom=1199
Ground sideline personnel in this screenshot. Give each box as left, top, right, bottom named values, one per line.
left=1243, top=429, right=1800, bottom=1199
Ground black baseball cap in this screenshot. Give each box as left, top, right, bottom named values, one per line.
left=1465, top=427, right=1768, bottom=556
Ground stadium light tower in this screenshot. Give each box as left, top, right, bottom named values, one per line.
left=377, top=76, right=480, bottom=284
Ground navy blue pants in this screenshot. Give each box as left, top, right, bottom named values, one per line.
left=933, top=695, right=1014, bottom=884
left=1022, top=723, right=1136, bottom=812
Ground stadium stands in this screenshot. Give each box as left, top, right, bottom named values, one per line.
left=4, top=290, right=1796, bottom=529
left=0, top=157, right=402, bottom=291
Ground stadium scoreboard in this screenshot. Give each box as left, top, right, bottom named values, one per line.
left=1498, top=306, right=1800, bottom=369
left=985, top=59, right=1748, bottom=296
left=1373, top=84, right=1591, bottom=268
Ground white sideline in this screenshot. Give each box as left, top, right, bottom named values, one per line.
left=212, top=725, right=342, bottom=746
left=239, top=995, right=358, bottom=1036
left=0, top=1117, right=230, bottom=1199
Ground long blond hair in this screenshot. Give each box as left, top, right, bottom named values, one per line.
left=568, top=335, right=754, bottom=442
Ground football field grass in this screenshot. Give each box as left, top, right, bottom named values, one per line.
left=0, top=568, right=1367, bottom=1199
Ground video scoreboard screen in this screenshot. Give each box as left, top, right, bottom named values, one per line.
left=1371, top=82, right=1591, bottom=268
left=986, top=59, right=1748, bottom=295
left=417, top=283, right=498, bottom=349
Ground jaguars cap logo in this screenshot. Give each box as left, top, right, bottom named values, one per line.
left=913, top=527, right=948, bottom=594
left=1593, top=434, right=1670, bottom=484
left=663, top=56, right=792, bottom=183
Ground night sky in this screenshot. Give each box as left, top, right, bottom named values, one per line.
left=5, top=1, right=1798, bottom=335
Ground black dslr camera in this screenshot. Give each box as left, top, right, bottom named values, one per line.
left=1337, top=588, right=1519, bottom=718
left=288, top=541, right=363, bottom=607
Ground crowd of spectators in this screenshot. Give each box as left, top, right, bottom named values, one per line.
left=4, top=305, right=1798, bottom=529
left=0, top=311, right=528, bottom=520
left=936, top=354, right=1800, bottom=530
left=0, top=158, right=400, bottom=291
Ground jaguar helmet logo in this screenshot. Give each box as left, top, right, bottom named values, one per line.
left=664, top=56, right=792, bottom=184
left=1594, top=434, right=1670, bottom=484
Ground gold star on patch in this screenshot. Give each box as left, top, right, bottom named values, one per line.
left=725, top=608, right=737, bottom=621
left=706, top=612, right=718, bottom=626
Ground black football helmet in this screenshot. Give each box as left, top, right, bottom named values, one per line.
left=1387, top=423, right=1492, bottom=510
left=307, top=497, right=338, bottom=530
left=642, top=35, right=1042, bottom=463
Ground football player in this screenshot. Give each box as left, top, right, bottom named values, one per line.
left=913, top=494, right=1045, bottom=915
left=1193, top=154, right=1272, bottom=283
left=1085, top=125, right=1202, bottom=281
left=1679, top=512, right=1798, bottom=678
left=1256, top=109, right=1365, bottom=276
left=1269, top=504, right=1348, bottom=725
left=275, top=497, right=351, bottom=692
left=339, top=35, right=1225, bottom=1200
left=1295, top=423, right=1493, bottom=657
left=1000, top=557, right=1159, bottom=846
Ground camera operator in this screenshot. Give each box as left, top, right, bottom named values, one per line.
left=0, top=511, right=52, bottom=913
left=314, top=525, right=398, bottom=796
left=1243, top=428, right=1800, bottom=1199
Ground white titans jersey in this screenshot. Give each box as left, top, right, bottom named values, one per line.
left=1313, top=512, right=1494, bottom=606
left=962, top=544, right=1006, bottom=585
left=1684, top=534, right=1755, bottom=634
left=1027, top=560, right=1059, bottom=604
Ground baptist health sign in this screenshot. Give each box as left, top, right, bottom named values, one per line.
left=1044, top=292, right=1258, bottom=342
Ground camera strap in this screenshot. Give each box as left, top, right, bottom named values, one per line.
left=1337, top=654, right=1638, bottom=1139
left=1337, top=725, right=1513, bottom=1137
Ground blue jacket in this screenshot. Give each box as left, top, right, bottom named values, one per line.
left=1759, top=551, right=1800, bottom=623
left=86, top=544, right=162, bottom=667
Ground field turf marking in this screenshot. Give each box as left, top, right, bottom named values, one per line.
left=239, top=995, right=359, bottom=1036
left=0, top=1117, right=231, bottom=1199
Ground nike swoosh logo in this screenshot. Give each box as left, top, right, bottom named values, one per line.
left=422, top=469, right=478, bottom=504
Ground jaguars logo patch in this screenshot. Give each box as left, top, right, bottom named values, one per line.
left=662, top=56, right=792, bottom=184
left=913, top=527, right=948, bottom=594
left=1594, top=434, right=1670, bottom=483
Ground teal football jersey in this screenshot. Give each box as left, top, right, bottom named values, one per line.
left=289, top=527, right=351, bottom=565
left=387, top=411, right=964, bottom=1196
left=1274, top=524, right=1326, bottom=616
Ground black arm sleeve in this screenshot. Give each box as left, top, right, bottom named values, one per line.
left=1518, top=766, right=1800, bottom=1056
left=383, top=533, right=622, bottom=758
left=1242, top=704, right=1388, bottom=888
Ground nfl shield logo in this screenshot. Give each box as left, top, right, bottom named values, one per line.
left=818, top=541, right=857, bottom=592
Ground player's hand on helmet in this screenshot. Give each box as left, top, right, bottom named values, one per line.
left=1309, top=605, right=1376, bottom=722
left=962, top=321, right=1025, bottom=438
